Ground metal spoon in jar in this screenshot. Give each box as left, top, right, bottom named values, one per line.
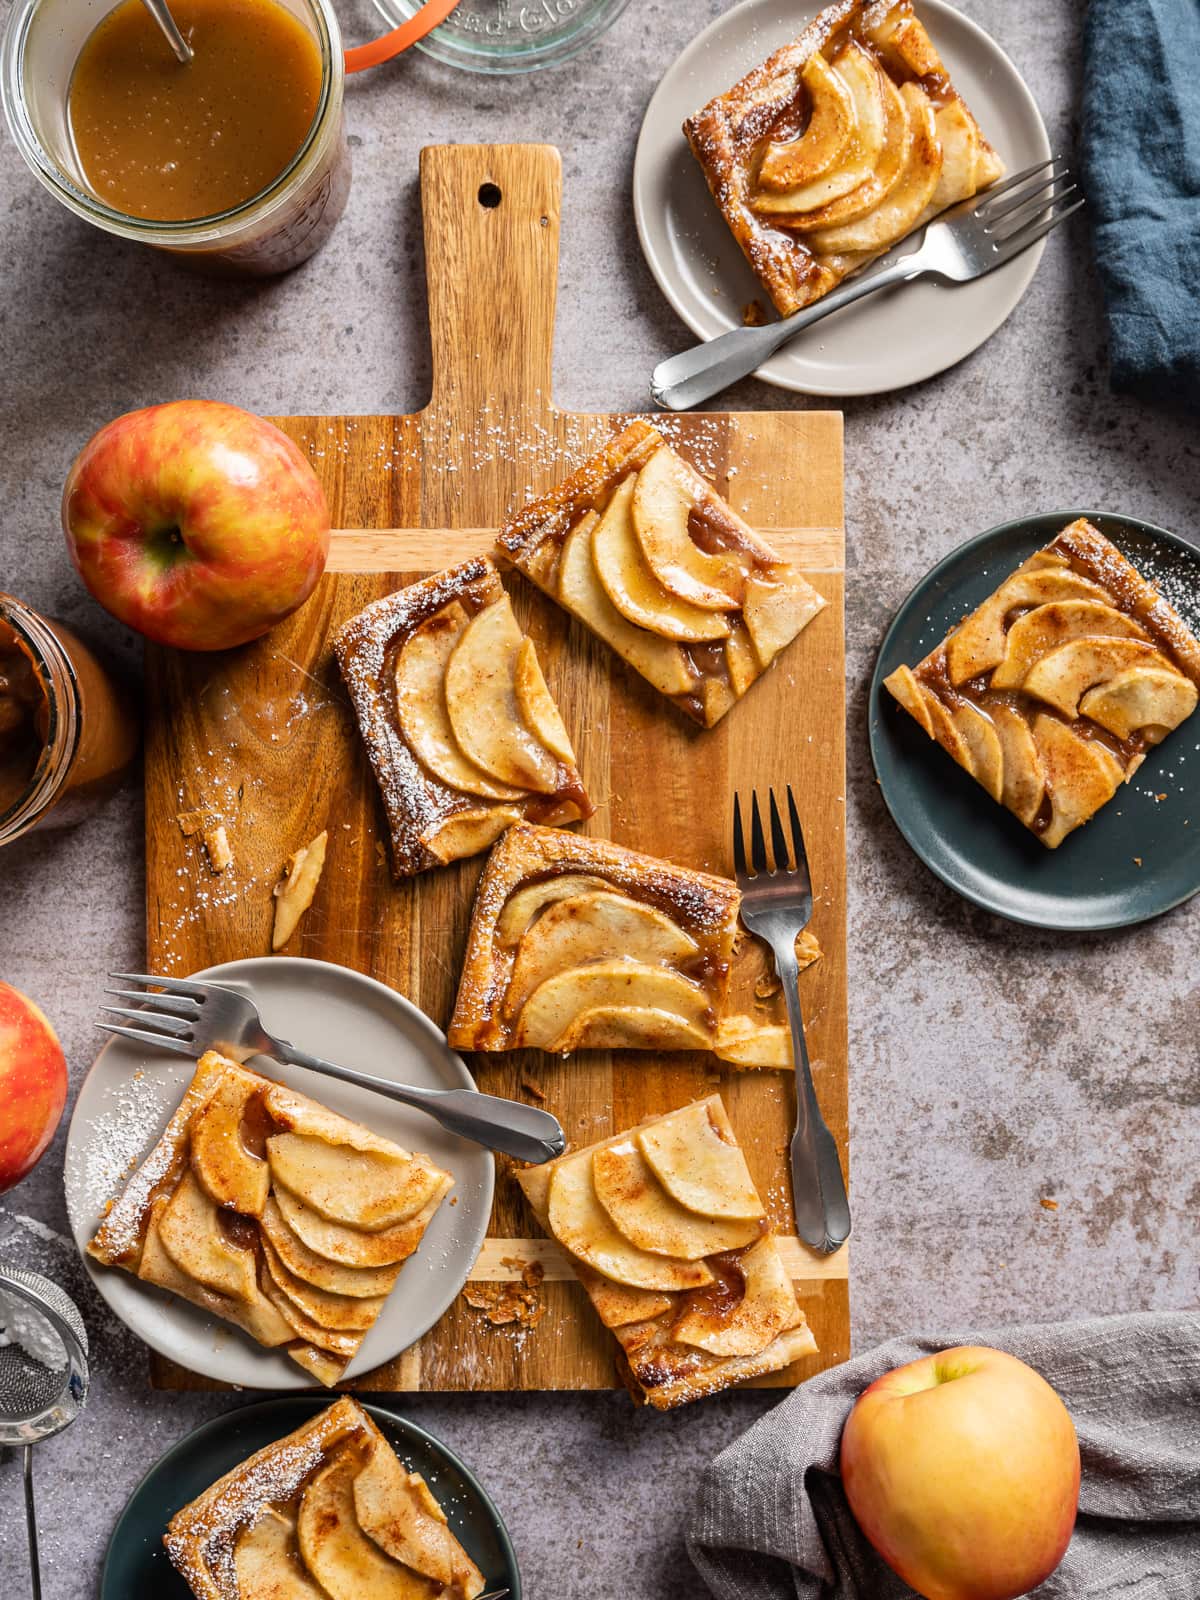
left=141, top=0, right=194, bottom=63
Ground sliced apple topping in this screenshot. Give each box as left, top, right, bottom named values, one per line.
left=353, top=1440, right=479, bottom=1594
left=989, top=600, right=1150, bottom=691
left=930, top=97, right=980, bottom=209
left=505, top=890, right=698, bottom=1019
left=261, top=1234, right=387, bottom=1332
left=547, top=1154, right=714, bottom=1291
left=495, top=872, right=612, bottom=946
left=1031, top=714, right=1124, bottom=848
left=631, top=449, right=744, bottom=611
left=514, top=961, right=710, bottom=1051
left=189, top=1072, right=270, bottom=1216
left=756, top=50, right=855, bottom=191
left=742, top=569, right=826, bottom=668
left=513, top=637, right=576, bottom=764
left=156, top=1170, right=261, bottom=1302
left=752, top=42, right=887, bottom=216
left=260, top=1270, right=362, bottom=1358
left=945, top=568, right=1110, bottom=684
left=443, top=598, right=562, bottom=793
left=552, top=1005, right=715, bottom=1053
left=299, top=1457, right=432, bottom=1600
left=788, top=65, right=912, bottom=235
left=951, top=701, right=1004, bottom=803
left=809, top=83, right=941, bottom=255
left=1022, top=638, right=1160, bottom=718
left=671, top=1236, right=799, bottom=1358
left=267, top=1133, right=446, bottom=1233
left=1079, top=666, right=1198, bottom=740
left=557, top=513, right=697, bottom=698
left=592, top=476, right=731, bottom=642
left=260, top=1195, right=402, bottom=1299
left=273, top=1183, right=438, bottom=1270
left=713, top=1016, right=793, bottom=1069
left=394, top=602, right=523, bottom=801
left=235, top=1508, right=327, bottom=1600
left=638, top=1101, right=763, bottom=1221
left=424, top=806, right=523, bottom=866
left=592, top=1141, right=761, bottom=1259
left=992, top=703, right=1045, bottom=827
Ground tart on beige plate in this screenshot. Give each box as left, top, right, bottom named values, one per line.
left=334, top=556, right=593, bottom=877
left=683, top=0, right=1005, bottom=317
left=884, top=518, right=1200, bottom=847
left=497, top=420, right=826, bottom=727
left=164, top=1396, right=485, bottom=1600
left=88, top=1051, right=453, bottom=1385
left=446, top=821, right=817, bottom=1065
left=518, top=1096, right=818, bottom=1408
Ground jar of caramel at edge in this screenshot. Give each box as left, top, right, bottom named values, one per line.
left=0, top=595, right=139, bottom=846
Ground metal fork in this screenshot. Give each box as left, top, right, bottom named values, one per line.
left=652, top=155, right=1084, bottom=410
left=99, top=973, right=566, bottom=1165
left=733, top=788, right=849, bottom=1254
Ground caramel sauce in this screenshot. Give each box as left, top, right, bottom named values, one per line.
left=674, top=1249, right=749, bottom=1328
left=68, top=0, right=323, bottom=223
left=0, top=622, right=48, bottom=814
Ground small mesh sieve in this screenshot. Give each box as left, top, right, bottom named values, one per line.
left=0, top=1266, right=90, bottom=1600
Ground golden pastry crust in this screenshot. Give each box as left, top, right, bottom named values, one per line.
left=497, top=422, right=825, bottom=728
left=884, top=519, right=1200, bottom=847
left=683, top=0, right=1005, bottom=316
left=333, top=557, right=593, bottom=877
left=164, top=1396, right=485, bottom=1600
left=517, top=1097, right=818, bottom=1409
left=446, top=822, right=814, bottom=1066
left=88, top=1051, right=452, bottom=1385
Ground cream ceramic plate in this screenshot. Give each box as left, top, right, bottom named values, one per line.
left=65, top=956, right=494, bottom=1390
left=633, top=0, right=1052, bottom=396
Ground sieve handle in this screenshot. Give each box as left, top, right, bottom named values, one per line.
left=24, top=1446, right=42, bottom=1600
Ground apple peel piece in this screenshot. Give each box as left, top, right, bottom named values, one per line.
left=273, top=829, right=327, bottom=951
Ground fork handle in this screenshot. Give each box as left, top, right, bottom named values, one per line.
left=650, top=245, right=928, bottom=412
left=771, top=942, right=851, bottom=1254
left=268, top=1042, right=566, bottom=1164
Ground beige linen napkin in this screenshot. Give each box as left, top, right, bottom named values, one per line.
left=689, top=1312, right=1200, bottom=1599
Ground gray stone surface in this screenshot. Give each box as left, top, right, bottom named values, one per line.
left=1, top=0, right=1196, bottom=1595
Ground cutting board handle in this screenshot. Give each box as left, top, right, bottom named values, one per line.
left=420, top=144, right=561, bottom=423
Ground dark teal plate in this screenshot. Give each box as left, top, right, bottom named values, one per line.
left=101, top=1397, right=521, bottom=1598
left=869, top=510, right=1200, bottom=931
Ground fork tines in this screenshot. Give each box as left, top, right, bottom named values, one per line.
left=732, top=784, right=807, bottom=880
left=974, top=154, right=1085, bottom=250
left=97, top=970, right=205, bottom=1056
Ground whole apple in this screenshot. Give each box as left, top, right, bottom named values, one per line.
left=62, top=400, right=330, bottom=651
left=840, top=1346, right=1079, bottom=1600
left=0, top=982, right=68, bottom=1194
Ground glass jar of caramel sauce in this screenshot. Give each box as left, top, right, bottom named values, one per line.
left=1, top=0, right=350, bottom=276
left=0, top=595, right=139, bottom=847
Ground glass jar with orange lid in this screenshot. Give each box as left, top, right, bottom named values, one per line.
left=0, top=595, right=139, bottom=847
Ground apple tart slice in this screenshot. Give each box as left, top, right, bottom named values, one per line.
left=518, top=1097, right=817, bottom=1408
left=165, top=1396, right=486, bottom=1600
left=447, top=822, right=814, bottom=1065
left=683, top=0, right=1005, bottom=316
left=88, top=1051, right=453, bottom=1384
left=334, top=557, right=593, bottom=876
left=497, top=421, right=826, bottom=727
left=884, top=519, right=1200, bottom=847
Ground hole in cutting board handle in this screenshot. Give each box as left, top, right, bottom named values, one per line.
left=477, top=182, right=502, bottom=209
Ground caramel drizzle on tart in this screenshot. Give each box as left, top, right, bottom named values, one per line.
left=88, top=1052, right=453, bottom=1385
left=447, top=822, right=815, bottom=1065
left=163, top=1396, right=485, bottom=1600
left=334, top=556, right=593, bottom=877
left=683, top=0, right=1006, bottom=316
left=517, top=1097, right=818, bottom=1409
left=497, top=421, right=826, bottom=728
left=884, top=519, right=1200, bottom=848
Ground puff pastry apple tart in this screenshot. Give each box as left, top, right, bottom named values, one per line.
left=884, top=519, right=1200, bottom=847
left=334, top=557, right=593, bottom=877
left=88, top=1051, right=453, bottom=1384
left=447, top=822, right=815, bottom=1065
left=518, top=1097, right=817, bottom=1408
left=497, top=421, right=826, bottom=727
left=683, top=0, right=1005, bottom=316
left=165, top=1396, right=485, bottom=1600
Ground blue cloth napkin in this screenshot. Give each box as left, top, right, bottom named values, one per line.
left=1080, top=0, right=1200, bottom=412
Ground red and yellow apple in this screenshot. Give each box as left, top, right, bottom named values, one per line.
left=840, top=1346, right=1079, bottom=1600
left=0, top=982, right=68, bottom=1194
left=62, top=400, right=330, bottom=651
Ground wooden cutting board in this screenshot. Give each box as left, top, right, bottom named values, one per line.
left=144, top=144, right=848, bottom=1393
